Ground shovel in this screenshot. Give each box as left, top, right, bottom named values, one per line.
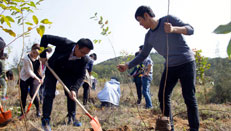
left=45, top=62, right=102, bottom=131
left=0, top=101, right=12, bottom=125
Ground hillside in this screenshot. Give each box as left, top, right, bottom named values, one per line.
left=93, top=54, right=231, bottom=103
left=1, top=83, right=231, bottom=131
left=1, top=54, right=231, bottom=130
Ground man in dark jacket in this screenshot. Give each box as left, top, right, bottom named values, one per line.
left=39, top=35, right=93, bottom=131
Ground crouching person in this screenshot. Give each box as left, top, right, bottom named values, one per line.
left=97, top=77, right=121, bottom=107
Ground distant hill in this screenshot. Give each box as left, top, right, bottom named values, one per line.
left=94, top=53, right=231, bottom=85
left=93, top=53, right=165, bottom=85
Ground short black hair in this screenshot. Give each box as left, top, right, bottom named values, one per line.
left=31, top=43, right=40, bottom=50
left=135, top=51, right=139, bottom=56
left=0, top=37, right=6, bottom=49
left=135, top=6, right=155, bottom=20
left=77, top=38, right=94, bottom=50
left=6, top=70, right=14, bottom=80
left=139, top=45, right=144, bottom=50
left=111, top=77, right=120, bottom=82
left=90, top=53, right=97, bottom=60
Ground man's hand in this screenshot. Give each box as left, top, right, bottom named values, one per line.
left=164, top=22, right=173, bottom=33
left=144, top=72, right=149, bottom=76
left=164, top=22, right=188, bottom=35
left=69, top=90, right=77, bottom=100
left=117, top=64, right=128, bottom=72
left=39, top=57, right=47, bottom=65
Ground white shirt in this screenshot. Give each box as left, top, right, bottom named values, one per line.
left=20, top=54, right=41, bottom=81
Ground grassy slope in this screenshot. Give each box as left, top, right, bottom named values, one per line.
left=0, top=81, right=231, bottom=131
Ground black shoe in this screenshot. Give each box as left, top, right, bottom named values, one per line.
left=41, top=118, right=51, bottom=131
left=83, top=99, right=87, bottom=105
left=67, top=115, right=82, bottom=127
left=137, top=99, right=141, bottom=105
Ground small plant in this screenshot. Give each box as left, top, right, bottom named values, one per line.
left=213, top=21, right=231, bottom=59
left=90, top=12, right=111, bottom=44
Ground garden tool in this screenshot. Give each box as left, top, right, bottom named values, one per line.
left=0, top=101, right=12, bottom=125
left=45, top=62, right=102, bottom=131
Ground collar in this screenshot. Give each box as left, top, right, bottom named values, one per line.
left=68, top=45, right=81, bottom=60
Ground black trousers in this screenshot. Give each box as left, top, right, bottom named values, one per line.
left=20, top=78, right=40, bottom=113
left=42, top=73, right=77, bottom=121
left=82, top=82, right=90, bottom=104
left=133, top=76, right=142, bottom=101
left=158, top=61, right=199, bottom=131
left=39, top=83, right=45, bottom=103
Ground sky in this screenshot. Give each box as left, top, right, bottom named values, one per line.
left=1, top=0, right=231, bottom=66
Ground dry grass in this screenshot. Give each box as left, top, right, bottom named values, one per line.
left=0, top=80, right=231, bottom=131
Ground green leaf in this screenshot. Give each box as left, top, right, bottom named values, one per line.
left=21, top=7, right=33, bottom=13
left=0, top=3, right=7, bottom=9
left=227, top=38, right=231, bottom=59
left=17, top=17, right=22, bottom=24
left=2, top=0, right=7, bottom=4
left=7, top=2, right=17, bottom=6
left=2, top=28, right=16, bottom=37
left=213, top=21, right=231, bottom=34
left=40, top=19, right=52, bottom=24
left=93, top=39, right=98, bottom=43
left=29, top=1, right=36, bottom=8
left=25, top=22, right=33, bottom=26
left=37, top=25, right=45, bottom=37
left=0, top=15, right=5, bottom=24
left=36, top=28, right=41, bottom=37
left=6, top=16, right=15, bottom=22
left=12, top=0, right=24, bottom=2
left=20, top=3, right=26, bottom=7
left=3, top=16, right=11, bottom=27
left=32, top=15, right=38, bottom=24
left=90, top=16, right=95, bottom=19
left=105, top=26, right=109, bottom=32
left=9, top=6, right=22, bottom=13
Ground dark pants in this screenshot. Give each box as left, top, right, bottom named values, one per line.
left=82, top=82, right=90, bottom=104
left=42, top=73, right=77, bottom=121
left=158, top=61, right=199, bottom=131
left=101, top=102, right=116, bottom=108
left=20, top=78, right=40, bottom=113
left=39, top=83, right=45, bottom=103
left=134, top=76, right=142, bottom=101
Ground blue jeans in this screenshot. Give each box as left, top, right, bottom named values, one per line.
left=142, top=76, right=152, bottom=108
left=158, top=61, right=199, bottom=131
